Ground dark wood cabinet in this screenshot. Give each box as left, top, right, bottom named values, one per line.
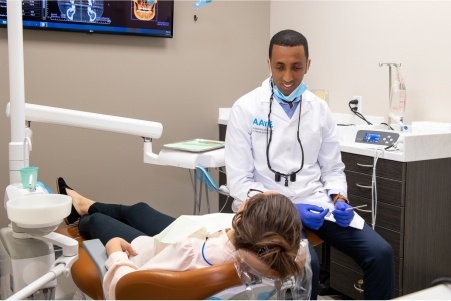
left=330, top=152, right=451, bottom=298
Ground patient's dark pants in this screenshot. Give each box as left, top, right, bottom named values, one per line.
left=309, top=221, right=395, bottom=300
left=78, top=202, right=175, bottom=245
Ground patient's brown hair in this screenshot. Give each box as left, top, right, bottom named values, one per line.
left=231, top=192, right=303, bottom=279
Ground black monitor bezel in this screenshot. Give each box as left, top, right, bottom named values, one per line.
left=0, top=0, right=175, bottom=38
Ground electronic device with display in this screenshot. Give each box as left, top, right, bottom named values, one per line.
left=355, top=129, right=400, bottom=147
left=0, top=0, right=174, bottom=38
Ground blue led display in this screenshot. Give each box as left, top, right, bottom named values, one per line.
left=362, top=133, right=381, bottom=143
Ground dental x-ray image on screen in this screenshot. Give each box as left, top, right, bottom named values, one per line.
left=0, top=0, right=174, bottom=38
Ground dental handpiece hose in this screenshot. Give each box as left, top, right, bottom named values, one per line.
left=6, top=263, right=66, bottom=300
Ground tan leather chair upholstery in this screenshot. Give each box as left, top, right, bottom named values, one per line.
left=115, top=262, right=241, bottom=300
left=306, top=231, right=323, bottom=247
left=56, top=224, right=323, bottom=300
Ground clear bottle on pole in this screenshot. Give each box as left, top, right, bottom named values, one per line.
left=389, top=66, right=406, bottom=123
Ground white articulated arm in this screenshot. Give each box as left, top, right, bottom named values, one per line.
left=144, top=137, right=162, bottom=165
left=6, top=102, right=164, bottom=175
left=6, top=102, right=163, bottom=139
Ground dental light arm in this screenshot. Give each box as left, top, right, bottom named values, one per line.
left=6, top=102, right=163, bottom=138
left=6, top=102, right=164, bottom=182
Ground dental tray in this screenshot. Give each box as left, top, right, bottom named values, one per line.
left=163, top=139, right=225, bottom=153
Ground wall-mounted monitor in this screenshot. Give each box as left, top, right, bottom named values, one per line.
left=0, top=0, right=174, bottom=38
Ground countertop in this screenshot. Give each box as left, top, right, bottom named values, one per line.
left=218, top=108, right=451, bottom=162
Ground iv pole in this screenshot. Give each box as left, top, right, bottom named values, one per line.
left=379, top=63, right=401, bottom=130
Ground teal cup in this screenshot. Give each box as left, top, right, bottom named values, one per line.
left=20, top=166, right=39, bottom=190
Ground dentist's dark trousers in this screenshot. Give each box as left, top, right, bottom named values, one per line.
left=307, top=221, right=395, bottom=300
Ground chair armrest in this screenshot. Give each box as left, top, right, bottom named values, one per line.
left=82, top=239, right=108, bottom=281
left=55, top=224, right=105, bottom=300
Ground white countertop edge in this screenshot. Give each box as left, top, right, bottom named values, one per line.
left=218, top=118, right=228, bottom=125
left=394, top=283, right=451, bottom=300
left=340, top=144, right=406, bottom=161
left=218, top=108, right=451, bottom=162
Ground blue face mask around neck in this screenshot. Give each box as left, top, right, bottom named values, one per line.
left=273, top=81, right=308, bottom=103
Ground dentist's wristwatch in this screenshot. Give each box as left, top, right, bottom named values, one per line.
left=332, top=193, right=349, bottom=204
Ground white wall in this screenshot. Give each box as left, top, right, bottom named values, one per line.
left=271, top=1, right=451, bottom=124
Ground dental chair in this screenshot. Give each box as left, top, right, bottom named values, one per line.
left=56, top=223, right=323, bottom=300
left=55, top=223, right=242, bottom=300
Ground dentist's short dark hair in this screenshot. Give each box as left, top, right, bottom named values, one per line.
left=269, top=29, right=309, bottom=59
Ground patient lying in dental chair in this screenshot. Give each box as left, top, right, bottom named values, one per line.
left=56, top=177, right=312, bottom=300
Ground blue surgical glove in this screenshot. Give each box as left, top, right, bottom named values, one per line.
left=295, top=204, right=329, bottom=230
left=332, top=201, right=355, bottom=227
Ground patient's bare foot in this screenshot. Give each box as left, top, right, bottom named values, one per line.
left=65, top=189, right=95, bottom=216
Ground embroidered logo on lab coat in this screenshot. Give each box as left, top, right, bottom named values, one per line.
left=252, top=118, right=272, bottom=128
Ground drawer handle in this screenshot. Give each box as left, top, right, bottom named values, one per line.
left=356, top=163, right=373, bottom=168
left=354, top=279, right=364, bottom=293
left=355, top=183, right=372, bottom=189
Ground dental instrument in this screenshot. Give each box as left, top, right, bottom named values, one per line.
left=345, top=204, right=367, bottom=211
left=325, top=204, right=368, bottom=218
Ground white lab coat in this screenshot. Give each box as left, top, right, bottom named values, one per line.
left=225, top=78, right=347, bottom=212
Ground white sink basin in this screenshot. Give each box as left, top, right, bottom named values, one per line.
left=6, top=194, right=72, bottom=228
